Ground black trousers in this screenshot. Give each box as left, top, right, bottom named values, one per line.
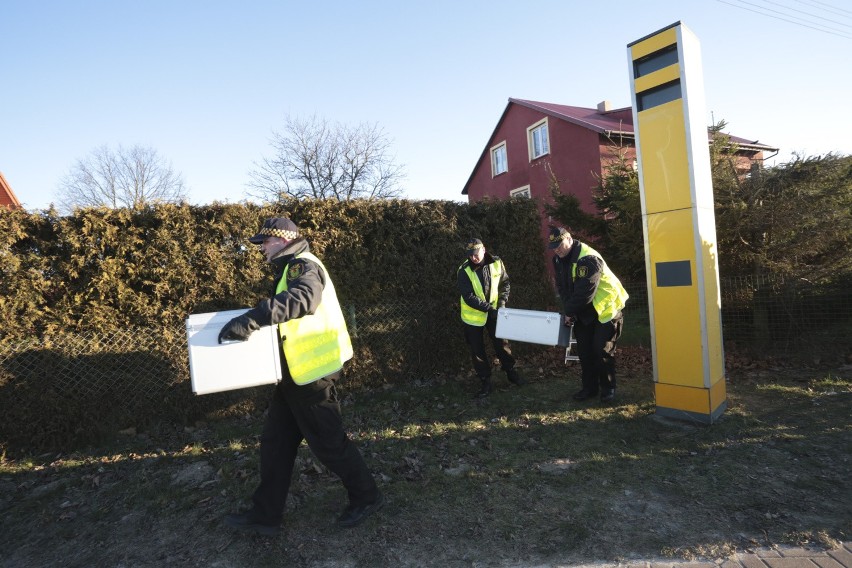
left=251, top=373, right=379, bottom=524
left=573, top=313, right=624, bottom=393
left=462, top=313, right=515, bottom=380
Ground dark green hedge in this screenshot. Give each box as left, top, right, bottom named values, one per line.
left=0, top=198, right=553, bottom=374
left=0, top=198, right=557, bottom=453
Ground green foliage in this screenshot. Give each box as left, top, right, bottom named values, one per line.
left=716, top=152, right=852, bottom=284
left=1, top=203, right=270, bottom=338
left=277, top=197, right=554, bottom=380
left=544, top=150, right=642, bottom=281
left=0, top=198, right=552, bottom=367
left=544, top=128, right=851, bottom=287
left=0, top=208, right=55, bottom=334
left=590, top=152, right=645, bottom=281
left=543, top=181, right=605, bottom=245
left=0, top=198, right=555, bottom=451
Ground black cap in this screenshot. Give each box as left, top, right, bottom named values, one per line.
left=248, top=217, right=300, bottom=244
left=547, top=227, right=571, bottom=249
left=465, top=238, right=484, bottom=255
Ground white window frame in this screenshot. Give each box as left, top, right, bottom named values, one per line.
left=527, top=118, right=550, bottom=160
left=510, top=185, right=531, bottom=199
left=490, top=141, right=508, bottom=177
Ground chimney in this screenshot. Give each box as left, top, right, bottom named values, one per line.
left=597, top=100, right=612, bottom=113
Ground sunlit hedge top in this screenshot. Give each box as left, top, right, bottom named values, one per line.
left=0, top=198, right=554, bottom=341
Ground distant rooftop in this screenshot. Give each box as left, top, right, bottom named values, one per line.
left=0, top=172, right=23, bottom=210
left=510, top=98, right=778, bottom=152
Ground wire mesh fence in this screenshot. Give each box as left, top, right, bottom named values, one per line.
left=1, top=274, right=849, bottom=452
left=719, top=274, right=852, bottom=353
left=621, top=275, right=852, bottom=355
left=6, top=330, right=187, bottom=406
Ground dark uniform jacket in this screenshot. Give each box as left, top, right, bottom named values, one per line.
left=457, top=252, right=511, bottom=314
left=553, top=240, right=605, bottom=325
left=244, top=237, right=340, bottom=399
left=246, top=238, right=325, bottom=328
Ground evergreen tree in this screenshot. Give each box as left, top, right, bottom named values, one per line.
left=545, top=121, right=851, bottom=287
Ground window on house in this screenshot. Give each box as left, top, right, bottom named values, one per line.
left=491, top=142, right=507, bottom=176
left=528, top=119, right=549, bottom=160
left=510, top=185, right=531, bottom=199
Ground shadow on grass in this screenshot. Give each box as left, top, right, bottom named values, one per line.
left=1, top=354, right=849, bottom=567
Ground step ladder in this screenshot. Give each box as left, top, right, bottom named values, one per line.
left=564, top=324, right=579, bottom=364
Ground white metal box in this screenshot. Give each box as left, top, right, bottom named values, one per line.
left=186, top=309, right=282, bottom=395
left=494, top=308, right=571, bottom=347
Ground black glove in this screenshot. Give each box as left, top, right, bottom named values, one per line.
left=218, top=314, right=260, bottom=344
left=486, top=306, right=499, bottom=324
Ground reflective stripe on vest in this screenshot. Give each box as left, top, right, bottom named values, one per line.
left=276, top=252, right=354, bottom=384
left=572, top=244, right=629, bottom=323
left=458, top=259, right=503, bottom=326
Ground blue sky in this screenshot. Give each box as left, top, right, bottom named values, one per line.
left=3, top=0, right=850, bottom=210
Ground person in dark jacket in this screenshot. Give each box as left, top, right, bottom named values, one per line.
left=457, top=237, right=525, bottom=398
left=549, top=227, right=629, bottom=403
left=218, top=217, right=383, bottom=535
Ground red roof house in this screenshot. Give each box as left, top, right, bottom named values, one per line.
left=462, top=98, right=776, bottom=233
left=0, top=172, right=23, bottom=210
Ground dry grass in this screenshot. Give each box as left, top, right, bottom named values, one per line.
left=1, top=346, right=850, bottom=567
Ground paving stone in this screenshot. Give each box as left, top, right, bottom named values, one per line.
left=828, top=547, right=852, bottom=568
left=781, top=549, right=829, bottom=558
left=762, top=558, right=819, bottom=568
left=813, top=557, right=845, bottom=568
left=739, top=554, right=771, bottom=568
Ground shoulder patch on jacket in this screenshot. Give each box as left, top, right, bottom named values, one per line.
left=577, top=265, right=588, bottom=278
left=287, top=261, right=305, bottom=280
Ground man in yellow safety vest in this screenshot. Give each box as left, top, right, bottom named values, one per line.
left=457, top=237, right=525, bottom=398
left=218, top=217, right=383, bottom=535
left=549, top=226, right=628, bottom=404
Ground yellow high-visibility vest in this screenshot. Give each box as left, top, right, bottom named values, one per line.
left=572, top=243, right=629, bottom=323
left=458, top=259, right=503, bottom=326
left=276, top=252, right=353, bottom=384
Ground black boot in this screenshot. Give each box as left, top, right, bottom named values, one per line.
left=475, top=377, right=493, bottom=398
left=224, top=509, right=281, bottom=536
left=572, top=388, right=598, bottom=401
left=506, top=368, right=526, bottom=385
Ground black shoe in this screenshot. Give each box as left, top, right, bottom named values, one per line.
left=506, top=369, right=527, bottom=385
left=475, top=379, right=493, bottom=398
left=572, top=389, right=598, bottom=401
left=224, top=511, right=280, bottom=536
left=337, top=492, right=385, bottom=528
left=600, top=389, right=616, bottom=403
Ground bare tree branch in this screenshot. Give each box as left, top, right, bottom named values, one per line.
left=57, top=144, right=187, bottom=212
left=248, top=115, right=405, bottom=201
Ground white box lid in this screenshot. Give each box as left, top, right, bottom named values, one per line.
left=186, top=309, right=282, bottom=395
